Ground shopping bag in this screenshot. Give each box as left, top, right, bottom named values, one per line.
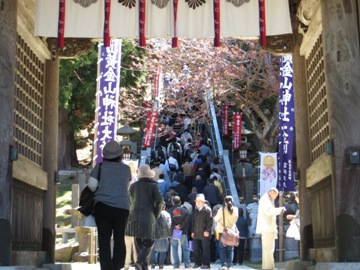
left=172, top=229, right=183, bottom=240
left=154, top=238, right=169, bottom=252
left=286, top=221, right=300, bottom=239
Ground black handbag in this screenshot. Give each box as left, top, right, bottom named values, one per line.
left=78, top=163, right=102, bottom=216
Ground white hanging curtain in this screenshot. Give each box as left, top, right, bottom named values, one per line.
left=35, top=0, right=292, bottom=40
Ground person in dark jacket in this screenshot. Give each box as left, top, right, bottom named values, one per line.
left=168, top=196, right=191, bottom=268
left=234, top=208, right=248, bottom=265
left=194, top=165, right=208, bottom=183
left=125, top=164, right=165, bottom=270
left=89, top=140, right=131, bottom=270
left=173, top=179, right=189, bottom=204
left=191, top=194, right=213, bottom=269
left=192, top=175, right=206, bottom=193
left=151, top=144, right=166, bottom=164
left=150, top=206, right=172, bottom=269
left=203, top=178, right=222, bottom=209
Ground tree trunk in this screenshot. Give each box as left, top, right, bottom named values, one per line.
left=58, top=108, right=79, bottom=168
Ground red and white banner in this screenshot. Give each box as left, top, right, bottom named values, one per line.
left=143, top=101, right=152, bottom=119
left=222, top=103, right=229, bottom=136
left=36, top=0, right=292, bottom=43
left=153, top=73, right=160, bottom=99
left=233, top=112, right=242, bottom=151
left=143, top=110, right=158, bottom=148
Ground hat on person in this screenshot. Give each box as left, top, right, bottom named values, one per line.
left=103, top=140, right=123, bottom=159
left=137, top=164, right=156, bottom=179
left=195, top=193, right=206, bottom=202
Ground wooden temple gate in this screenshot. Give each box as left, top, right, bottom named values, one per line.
left=1, top=0, right=360, bottom=268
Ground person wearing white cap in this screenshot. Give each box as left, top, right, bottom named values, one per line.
left=125, top=164, right=165, bottom=270
left=256, top=187, right=286, bottom=270
left=88, top=140, right=132, bottom=270
left=191, top=194, right=213, bottom=269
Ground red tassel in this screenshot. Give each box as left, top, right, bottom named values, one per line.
left=58, top=0, right=66, bottom=48
left=259, top=0, right=267, bottom=46
left=214, top=0, right=220, bottom=47
left=139, top=0, right=146, bottom=47
left=172, top=37, right=178, bottom=48
left=104, top=0, right=111, bottom=47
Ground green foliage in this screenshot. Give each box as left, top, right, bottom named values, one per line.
left=120, top=40, right=147, bottom=88
left=59, top=40, right=147, bottom=133
left=59, top=44, right=98, bottom=132
left=56, top=180, right=73, bottom=228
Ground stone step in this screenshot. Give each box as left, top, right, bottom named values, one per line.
left=0, top=267, right=46, bottom=270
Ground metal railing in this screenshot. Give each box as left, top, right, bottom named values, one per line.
left=207, top=92, right=241, bottom=207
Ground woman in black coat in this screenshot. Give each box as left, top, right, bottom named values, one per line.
left=125, top=164, right=165, bottom=270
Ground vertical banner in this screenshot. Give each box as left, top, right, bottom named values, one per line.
left=152, top=68, right=162, bottom=99
left=278, top=55, right=295, bottom=191
left=143, top=101, right=152, bottom=119
left=233, top=112, right=242, bottom=151
left=213, top=0, right=220, bottom=47
left=57, top=0, right=66, bottom=48
left=104, top=0, right=111, bottom=47
left=259, top=152, right=278, bottom=197
left=222, top=103, right=229, bottom=136
left=172, top=0, right=179, bottom=48
left=139, top=0, right=146, bottom=46
left=259, top=0, right=266, bottom=46
left=94, top=39, right=122, bottom=164
left=143, top=110, right=158, bottom=148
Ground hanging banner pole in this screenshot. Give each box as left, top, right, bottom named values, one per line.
left=104, top=0, right=111, bottom=47
left=172, top=0, right=179, bottom=48
left=259, top=0, right=267, bottom=46
left=139, top=0, right=146, bottom=46
left=214, top=0, right=220, bottom=47
left=57, top=0, right=66, bottom=48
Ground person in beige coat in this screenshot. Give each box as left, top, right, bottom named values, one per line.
left=214, top=196, right=239, bottom=270
left=256, top=188, right=285, bottom=270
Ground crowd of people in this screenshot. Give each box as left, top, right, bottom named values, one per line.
left=87, top=120, right=300, bottom=270
left=88, top=119, right=251, bottom=270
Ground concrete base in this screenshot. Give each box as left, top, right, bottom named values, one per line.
left=315, top=263, right=360, bottom=270
left=11, top=251, right=46, bottom=267
left=43, top=263, right=100, bottom=270
left=0, top=267, right=35, bottom=270
left=248, top=237, right=262, bottom=262
left=285, top=260, right=314, bottom=270
left=309, top=248, right=336, bottom=262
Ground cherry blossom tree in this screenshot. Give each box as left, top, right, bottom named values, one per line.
left=143, top=38, right=280, bottom=152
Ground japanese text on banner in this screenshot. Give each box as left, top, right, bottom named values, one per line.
left=233, top=113, right=242, bottom=150
left=278, top=55, right=295, bottom=191
left=143, top=111, right=158, bottom=148
left=94, top=40, right=122, bottom=164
